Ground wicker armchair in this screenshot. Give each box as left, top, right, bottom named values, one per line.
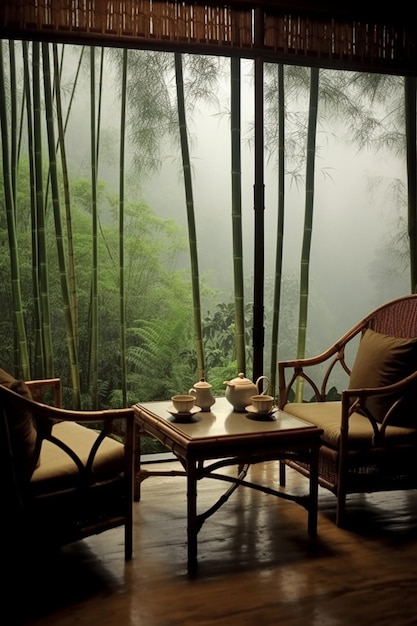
left=0, top=370, right=135, bottom=561
left=278, top=294, right=417, bottom=527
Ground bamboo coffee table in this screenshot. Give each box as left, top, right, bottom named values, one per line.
left=133, top=397, right=322, bottom=574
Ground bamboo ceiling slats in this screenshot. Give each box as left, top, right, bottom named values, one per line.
left=0, top=1, right=416, bottom=75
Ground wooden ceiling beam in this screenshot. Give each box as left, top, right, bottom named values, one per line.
left=0, top=1, right=416, bottom=75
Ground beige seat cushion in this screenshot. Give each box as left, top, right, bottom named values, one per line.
left=31, top=421, right=125, bottom=492
left=283, top=401, right=417, bottom=449
left=348, top=328, right=417, bottom=423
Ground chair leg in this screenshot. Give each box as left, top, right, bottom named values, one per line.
left=125, top=522, right=133, bottom=560
left=134, top=479, right=141, bottom=502
left=279, top=461, right=286, bottom=486
left=125, top=485, right=133, bottom=560
left=336, top=489, right=346, bottom=527
left=127, top=472, right=134, bottom=559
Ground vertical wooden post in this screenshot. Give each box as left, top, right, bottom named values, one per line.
left=252, top=7, right=265, bottom=380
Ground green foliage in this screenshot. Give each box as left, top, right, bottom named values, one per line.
left=208, top=361, right=239, bottom=397
left=126, top=294, right=195, bottom=401
left=2, top=41, right=410, bottom=424
left=324, top=386, right=341, bottom=401
left=140, top=435, right=167, bottom=455
left=0, top=141, right=197, bottom=405
left=202, top=301, right=252, bottom=369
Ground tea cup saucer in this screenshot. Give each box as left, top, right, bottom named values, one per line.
left=245, top=404, right=277, bottom=420
left=167, top=405, right=201, bottom=421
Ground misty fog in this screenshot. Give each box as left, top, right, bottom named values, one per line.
left=63, top=49, right=408, bottom=375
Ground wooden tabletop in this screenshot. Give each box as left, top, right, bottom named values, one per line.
left=133, top=397, right=322, bottom=461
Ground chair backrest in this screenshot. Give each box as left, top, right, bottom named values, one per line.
left=0, top=373, right=134, bottom=559
left=366, top=294, right=417, bottom=338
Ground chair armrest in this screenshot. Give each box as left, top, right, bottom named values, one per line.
left=341, top=369, right=417, bottom=440
left=3, top=385, right=135, bottom=481
left=278, top=346, right=349, bottom=406
left=25, top=378, right=62, bottom=407
left=27, top=399, right=134, bottom=445
left=31, top=402, right=133, bottom=425
left=39, top=407, right=135, bottom=480
left=278, top=324, right=366, bottom=407
left=6, top=382, right=133, bottom=430
left=30, top=401, right=135, bottom=487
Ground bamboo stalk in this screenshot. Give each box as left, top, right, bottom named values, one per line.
left=0, top=42, right=30, bottom=379
left=174, top=52, right=204, bottom=379
left=295, top=67, right=319, bottom=402
left=42, top=41, right=81, bottom=409
left=230, top=55, right=246, bottom=375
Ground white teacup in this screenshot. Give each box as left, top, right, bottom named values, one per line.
left=250, top=394, right=274, bottom=413
left=171, top=394, right=196, bottom=413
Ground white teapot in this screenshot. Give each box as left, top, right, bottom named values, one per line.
left=223, top=372, right=270, bottom=412
left=189, top=378, right=215, bottom=412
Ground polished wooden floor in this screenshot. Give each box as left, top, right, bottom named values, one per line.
left=14, top=460, right=417, bottom=625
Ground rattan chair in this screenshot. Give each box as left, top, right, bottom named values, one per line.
left=0, top=370, right=135, bottom=561
left=278, top=294, right=417, bottom=526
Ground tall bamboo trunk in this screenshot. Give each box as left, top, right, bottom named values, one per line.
left=33, top=41, right=54, bottom=377
left=88, top=47, right=99, bottom=405
left=253, top=54, right=265, bottom=381
left=53, top=43, right=80, bottom=355
left=119, top=49, right=128, bottom=406
left=22, top=41, right=43, bottom=377
left=0, top=42, right=30, bottom=378
left=42, top=42, right=81, bottom=409
left=405, top=76, right=417, bottom=293
left=230, top=56, right=246, bottom=375
left=96, top=49, right=104, bottom=166
left=54, top=45, right=85, bottom=388
left=9, top=39, right=20, bottom=375
left=8, top=41, right=17, bottom=212
left=295, top=67, right=319, bottom=401
left=269, top=64, right=285, bottom=398
left=174, top=52, right=204, bottom=378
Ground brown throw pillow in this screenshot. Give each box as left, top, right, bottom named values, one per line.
left=348, top=328, right=417, bottom=423
left=0, top=368, right=39, bottom=480
left=0, top=367, right=17, bottom=388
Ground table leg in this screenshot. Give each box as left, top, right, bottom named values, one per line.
left=187, top=459, right=198, bottom=575
left=134, top=422, right=141, bottom=502
left=308, top=444, right=319, bottom=536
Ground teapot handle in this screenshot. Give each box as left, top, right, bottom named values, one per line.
left=256, top=375, right=270, bottom=395
left=189, top=388, right=196, bottom=395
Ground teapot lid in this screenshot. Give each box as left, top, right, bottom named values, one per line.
left=194, top=377, right=212, bottom=388
left=228, top=373, right=254, bottom=386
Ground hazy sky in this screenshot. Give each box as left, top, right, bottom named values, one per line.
left=64, top=48, right=409, bottom=362
left=140, top=64, right=408, bottom=344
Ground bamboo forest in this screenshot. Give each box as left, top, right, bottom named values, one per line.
left=0, top=40, right=410, bottom=415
